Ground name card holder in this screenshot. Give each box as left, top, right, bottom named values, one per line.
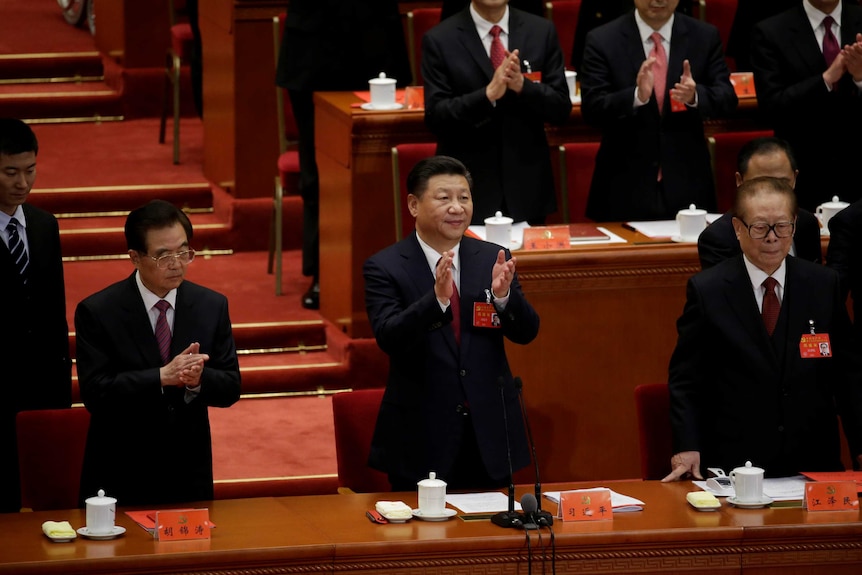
left=155, top=509, right=212, bottom=541
left=558, top=489, right=614, bottom=522
left=803, top=481, right=859, bottom=512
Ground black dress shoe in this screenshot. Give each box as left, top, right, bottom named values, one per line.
left=301, top=281, right=320, bottom=310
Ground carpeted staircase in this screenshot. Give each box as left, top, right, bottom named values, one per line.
left=2, top=2, right=389, bottom=499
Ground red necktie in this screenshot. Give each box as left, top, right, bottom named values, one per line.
left=761, top=277, right=780, bottom=336
left=490, top=25, right=505, bottom=69
left=649, top=32, right=667, bottom=114
left=822, top=16, right=840, bottom=67
left=154, top=299, right=172, bottom=365
left=450, top=281, right=461, bottom=345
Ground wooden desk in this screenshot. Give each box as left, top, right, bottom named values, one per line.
left=2, top=482, right=860, bottom=574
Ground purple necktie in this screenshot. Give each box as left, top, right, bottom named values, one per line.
left=823, top=16, right=840, bottom=68
left=154, top=300, right=172, bottom=365
left=450, top=281, right=461, bottom=345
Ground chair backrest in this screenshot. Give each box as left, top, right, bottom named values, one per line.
left=545, top=0, right=581, bottom=69
left=407, top=8, right=442, bottom=86
left=273, top=12, right=300, bottom=154
left=633, top=384, right=672, bottom=480
left=392, top=143, right=437, bottom=242
left=331, top=388, right=390, bottom=493
left=696, top=0, right=738, bottom=70
left=558, top=142, right=600, bottom=223
left=17, top=408, right=90, bottom=511
left=708, top=129, right=774, bottom=213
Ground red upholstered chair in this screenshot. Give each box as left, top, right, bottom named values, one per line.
left=391, top=143, right=437, bottom=241
left=558, top=142, right=600, bottom=223
left=708, top=130, right=773, bottom=213
left=331, top=388, right=390, bottom=493
left=407, top=8, right=442, bottom=86
left=633, top=384, right=673, bottom=480
left=17, top=408, right=90, bottom=511
left=158, top=0, right=194, bottom=164
left=267, top=12, right=302, bottom=295
left=545, top=0, right=581, bottom=69
left=696, top=0, right=738, bottom=71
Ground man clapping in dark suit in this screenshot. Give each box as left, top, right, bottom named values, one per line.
left=364, top=156, right=540, bottom=491
left=580, top=0, right=737, bottom=222
left=423, top=0, right=571, bottom=226
left=75, top=200, right=240, bottom=506
left=665, top=177, right=862, bottom=481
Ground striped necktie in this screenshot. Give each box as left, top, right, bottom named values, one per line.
left=6, top=219, right=29, bottom=283
left=154, top=299, right=172, bottom=365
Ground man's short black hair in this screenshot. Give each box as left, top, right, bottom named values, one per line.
left=125, top=200, right=194, bottom=253
left=0, top=118, right=38, bottom=156
left=737, top=137, right=797, bottom=176
left=406, top=155, right=473, bottom=198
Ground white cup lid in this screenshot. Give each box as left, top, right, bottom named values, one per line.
left=369, top=72, right=396, bottom=85
left=484, top=210, right=513, bottom=225
left=417, top=471, right=447, bottom=487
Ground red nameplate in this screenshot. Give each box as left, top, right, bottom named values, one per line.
left=155, top=509, right=212, bottom=541
left=559, top=489, right=614, bottom=522
left=523, top=226, right=570, bottom=250
left=803, top=481, right=859, bottom=511
left=800, top=333, right=831, bottom=358
left=730, top=72, right=756, bottom=97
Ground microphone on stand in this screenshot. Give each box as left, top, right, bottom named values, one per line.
left=514, top=376, right=554, bottom=527
left=491, top=377, right=523, bottom=528
left=519, top=493, right=540, bottom=530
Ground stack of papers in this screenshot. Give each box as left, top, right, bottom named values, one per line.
left=544, top=488, right=645, bottom=512
left=693, top=475, right=808, bottom=501
left=625, top=215, right=722, bottom=238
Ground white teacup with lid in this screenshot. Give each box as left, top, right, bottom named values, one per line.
left=368, top=72, right=397, bottom=108
left=484, top=211, right=513, bottom=247
left=417, top=471, right=447, bottom=515
left=676, top=203, right=707, bottom=242
left=729, top=461, right=764, bottom=503
left=85, top=489, right=117, bottom=534
left=816, top=195, right=850, bottom=233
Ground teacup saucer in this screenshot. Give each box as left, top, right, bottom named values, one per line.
left=360, top=102, right=404, bottom=111
left=77, top=525, right=126, bottom=540
left=411, top=508, right=457, bottom=521
left=727, top=495, right=773, bottom=509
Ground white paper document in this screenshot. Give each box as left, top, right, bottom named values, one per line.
left=625, top=214, right=722, bottom=238
left=543, top=488, right=645, bottom=512
left=445, top=492, right=523, bottom=514
left=693, top=475, right=808, bottom=501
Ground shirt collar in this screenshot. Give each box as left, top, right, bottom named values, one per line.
left=415, top=233, right=461, bottom=277
left=135, top=270, right=178, bottom=310
left=635, top=10, right=674, bottom=45
left=0, top=205, right=26, bottom=230
left=804, top=0, right=842, bottom=27
left=743, top=254, right=787, bottom=292
left=470, top=3, right=510, bottom=39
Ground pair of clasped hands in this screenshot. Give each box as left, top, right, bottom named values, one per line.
left=434, top=250, right=516, bottom=305
left=824, top=33, right=862, bottom=88
left=160, top=342, right=208, bottom=389
left=637, top=57, right=697, bottom=108
left=486, top=48, right=525, bottom=102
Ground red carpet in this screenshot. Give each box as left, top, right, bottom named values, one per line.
left=0, top=1, right=97, bottom=55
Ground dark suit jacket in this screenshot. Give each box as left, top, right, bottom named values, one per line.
left=75, top=274, right=240, bottom=506
left=580, top=13, right=737, bottom=222
left=726, top=0, right=798, bottom=71
left=668, top=256, right=862, bottom=477
left=275, top=0, right=411, bottom=91
left=423, top=8, right=572, bottom=224
left=0, top=204, right=71, bottom=512
left=751, top=5, right=862, bottom=211
left=826, top=199, right=862, bottom=332
left=698, top=208, right=822, bottom=270
left=363, top=234, right=540, bottom=485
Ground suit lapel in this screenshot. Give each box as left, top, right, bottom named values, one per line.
left=454, top=9, right=495, bottom=80
left=172, top=282, right=194, bottom=357
left=722, top=257, right=780, bottom=365
left=787, top=6, right=829, bottom=75
left=668, top=16, right=690, bottom=103
left=457, top=238, right=487, bottom=360
left=118, top=273, right=165, bottom=367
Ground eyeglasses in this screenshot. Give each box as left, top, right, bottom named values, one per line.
left=147, top=249, right=195, bottom=269
left=737, top=218, right=795, bottom=240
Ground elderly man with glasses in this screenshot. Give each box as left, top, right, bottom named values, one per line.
left=664, top=176, right=862, bottom=483
left=75, top=200, right=240, bottom=507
